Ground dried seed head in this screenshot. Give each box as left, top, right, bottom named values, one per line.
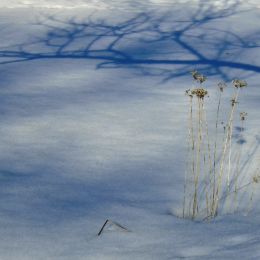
left=218, top=82, right=226, bottom=92
left=191, top=70, right=207, bottom=84
left=232, top=79, right=247, bottom=88
left=240, top=112, right=248, bottom=121
left=252, top=174, right=260, bottom=183
left=191, top=88, right=208, bottom=99
left=185, top=89, right=193, bottom=98
left=231, top=98, right=238, bottom=107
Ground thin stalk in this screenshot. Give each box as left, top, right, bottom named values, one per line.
left=247, top=167, right=260, bottom=214
left=213, top=88, right=240, bottom=216
left=201, top=101, right=212, bottom=217
left=246, top=182, right=255, bottom=215
left=183, top=170, right=187, bottom=218
left=98, top=220, right=109, bottom=236
left=192, top=97, right=203, bottom=219
left=213, top=90, right=223, bottom=211
left=183, top=95, right=194, bottom=218
left=232, top=119, right=244, bottom=212
left=203, top=180, right=254, bottom=220
left=227, top=110, right=237, bottom=192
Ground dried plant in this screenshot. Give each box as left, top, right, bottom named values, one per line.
left=191, top=70, right=207, bottom=84
left=183, top=73, right=210, bottom=219
left=212, top=79, right=245, bottom=217
left=232, top=79, right=248, bottom=88
left=182, top=73, right=257, bottom=220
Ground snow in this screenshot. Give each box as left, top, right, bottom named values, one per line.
left=0, top=0, right=193, bottom=9
left=1, top=0, right=260, bottom=9
left=0, top=0, right=185, bottom=9
left=0, top=0, right=259, bottom=259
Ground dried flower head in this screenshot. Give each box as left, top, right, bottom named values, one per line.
left=191, top=70, right=207, bottom=84
left=185, top=89, right=193, bottom=98
left=232, top=79, right=247, bottom=88
left=218, top=82, right=226, bottom=92
left=191, top=88, right=208, bottom=99
left=252, top=174, right=260, bottom=183
left=240, top=112, right=248, bottom=121
left=231, top=98, right=238, bottom=107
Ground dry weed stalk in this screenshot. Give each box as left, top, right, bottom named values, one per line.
left=232, top=112, right=248, bottom=212
left=184, top=72, right=209, bottom=219
left=183, top=89, right=195, bottom=218
left=182, top=73, right=255, bottom=220
left=212, top=79, right=247, bottom=217
left=211, top=82, right=225, bottom=215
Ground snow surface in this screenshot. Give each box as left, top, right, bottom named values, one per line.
left=1, top=0, right=260, bottom=9
left=0, top=0, right=259, bottom=259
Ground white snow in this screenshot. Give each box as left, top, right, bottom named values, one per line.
left=0, top=0, right=259, bottom=259
left=1, top=0, right=260, bottom=9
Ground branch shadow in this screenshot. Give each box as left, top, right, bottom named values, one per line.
left=0, top=0, right=260, bottom=82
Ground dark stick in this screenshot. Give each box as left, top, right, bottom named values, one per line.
left=97, top=219, right=109, bottom=236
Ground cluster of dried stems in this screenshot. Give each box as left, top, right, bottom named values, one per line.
left=182, top=71, right=259, bottom=220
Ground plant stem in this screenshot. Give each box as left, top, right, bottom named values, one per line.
left=212, top=90, right=222, bottom=214
left=192, top=97, right=203, bottom=219
left=213, top=88, right=240, bottom=217
left=183, top=95, right=194, bottom=218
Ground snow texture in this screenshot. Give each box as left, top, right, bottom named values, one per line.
left=0, top=0, right=259, bottom=259
left=1, top=0, right=260, bottom=9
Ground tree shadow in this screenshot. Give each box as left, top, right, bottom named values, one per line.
left=0, top=0, right=260, bottom=82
